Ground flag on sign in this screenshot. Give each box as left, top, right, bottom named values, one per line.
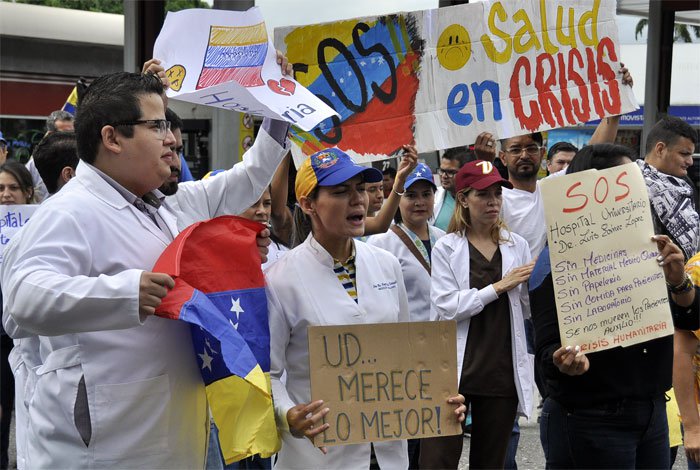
left=154, top=215, right=279, bottom=464
left=196, top=22, right=268, bottom=89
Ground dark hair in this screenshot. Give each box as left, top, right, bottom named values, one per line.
left=291, top=187, right=319, bottom=248
left=442, top=146, right=472, bottom=167
left=46, top=110, right=74, bottom=133
left=500, top=132, right=544, bottom=148
left=0, top=161, right=35, bottom=203
left=547, top=141, right=578, bottom=162
left=165, top=108, right=183, bottom=132
left=33, top=132, right=78, bottom=194
left=566, top=144, right=637, bottom=174
left=645, top=115, right=698, bottom=155
left=382, top=167, right=397, bottom=178
left=75, top=72, right=165, bottom=164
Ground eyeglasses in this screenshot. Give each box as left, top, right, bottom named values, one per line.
left=505, top=145, right=541, bottom=156
left=438, top=168, right=459, bottom=177
left=111, top=119, right=171, bottom=140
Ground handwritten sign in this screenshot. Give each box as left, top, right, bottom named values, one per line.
left=0, top=205, right=37, bottom=266
left=275, top=0, right=638, bottom=163
left=541, top=162, right=673, bottom=353
left=307, top=321, right=460, bottom=447
left=153, top=7, right=338, bottom=131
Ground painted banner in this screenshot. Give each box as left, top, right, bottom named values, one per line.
left=541, top=162, right=673, bottom=353
left=275, top=0, right=638, bottom=163
left=153, top=8, right=339, bottom=131
left=0, top=204, right=37, bottom=266
left=307, top=320, right=460, bottom=447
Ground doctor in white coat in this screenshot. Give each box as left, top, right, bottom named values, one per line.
left=369, top=163, right=445, bottom=323
left=1, top=70, right=289, bottom=469
left=423, top=160, right=535, bottom=469
left=266, top=147, right=465, bottom=469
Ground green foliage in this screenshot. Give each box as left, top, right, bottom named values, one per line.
left=12, top=0, right=210, bottom=14
left=635, top=18, right=700, bottom=43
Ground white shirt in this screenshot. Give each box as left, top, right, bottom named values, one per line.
left=501, top=185, right=546, bottom=259
left=369, top=225, right=445, bottom=322
left=266, top=236, right=409, bottom=469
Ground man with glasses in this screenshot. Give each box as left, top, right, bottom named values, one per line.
left=1, top=64, right=291, bottom=467
left=432, top=147, right=467, bottom=231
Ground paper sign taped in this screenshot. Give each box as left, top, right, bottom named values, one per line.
left=541, top=162, right=673, bottom=353
left=275, top=0, right=638, bottom=163
left=153, top=7, right=339, bottom=131
left=307, top=320, right=460, bottom=447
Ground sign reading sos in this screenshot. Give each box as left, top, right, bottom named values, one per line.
left=562, top=169, right=631, bottom=214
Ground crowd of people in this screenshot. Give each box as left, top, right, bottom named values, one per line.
left=0, top=51, right=698, bottom=470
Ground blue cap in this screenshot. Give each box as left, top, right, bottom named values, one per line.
left=404, top=163, right=436, bottom=191
left=295, top=148, right=382, bottom=201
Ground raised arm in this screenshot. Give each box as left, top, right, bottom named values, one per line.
left=363, top=145, right=417, bottom=236
left=270, top=152, right=293, bottom=245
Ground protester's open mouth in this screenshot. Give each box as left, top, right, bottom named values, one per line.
left=347, top=214, right=365, bottom=225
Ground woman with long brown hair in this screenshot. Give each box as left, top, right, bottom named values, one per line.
left=422, top=160, right=535, bottom=469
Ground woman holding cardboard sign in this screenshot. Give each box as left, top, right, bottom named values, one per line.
left=266, top=147, right=466, bottom=469
left=425, top=160, right=535, bottom=469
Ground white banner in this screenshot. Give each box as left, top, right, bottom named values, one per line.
left=153, top=7, right=339, bottom=131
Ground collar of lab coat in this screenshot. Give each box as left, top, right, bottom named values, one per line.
left=304, top=234, right=357, bottom=267
left=75, top=161, right=178, bottom=245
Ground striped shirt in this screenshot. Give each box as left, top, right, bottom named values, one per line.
left=333, top=251, right=358, bottom=303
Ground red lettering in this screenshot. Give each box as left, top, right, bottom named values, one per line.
left=557, top=53, right=575, bottom=125
left=615, top=171, right=630, bottom=201
left=597, top=37, right=621, bottom=115
left=510, top=56, right=542, bottom=132
left=535, top=53, right=564, bottom=128
left=585, top=47, right=604, bottom=118
left=594, top=176, right=609, bottom=203
left=563, top=181, right=588, bottom=213
left=567, top=48, right=591, bottom=122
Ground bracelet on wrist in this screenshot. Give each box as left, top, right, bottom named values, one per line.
left=668, top=274, right=694, bottom=295
left=393, top=188, right=405, bottom=197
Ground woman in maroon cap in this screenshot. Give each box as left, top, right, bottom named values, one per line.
left=421, top=160, right=535, bottom=469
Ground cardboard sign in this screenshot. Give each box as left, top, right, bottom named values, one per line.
left=0, top=204, right=36, bottom=266
left=541, top=162, right=673, bottom=353
left=153, top=7, right=339, bottom=131
left=275, top=0, right=638, bottom=164
left=307, top=320, right=460, bottom=447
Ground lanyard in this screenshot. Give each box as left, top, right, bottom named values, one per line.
left=398, top=223, right=436, bottom=267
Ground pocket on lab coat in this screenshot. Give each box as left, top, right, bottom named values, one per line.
left=30, top=345, right=86, bottom=447
left=92, top=373, right=171, bottom=461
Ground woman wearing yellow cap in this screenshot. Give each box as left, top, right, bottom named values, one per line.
left=265, top=147, right=465, bottom=469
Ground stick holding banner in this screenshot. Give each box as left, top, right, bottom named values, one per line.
left=540, top=162, right=673, bottom=353
left=153, top=7, right=339, bottom=131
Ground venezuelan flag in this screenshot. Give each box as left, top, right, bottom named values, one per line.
left=62, top=86, right=79, bottom=115
left=154, top=216, right=279, bottom=464
left=197, top=23, right=268, bottom=90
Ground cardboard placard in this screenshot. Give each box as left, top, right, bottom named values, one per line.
left=541, top=162, right=673, bottom=353
left=307, top=321, right=460, bottom=447
left=274, top=0, right=638, bottom=164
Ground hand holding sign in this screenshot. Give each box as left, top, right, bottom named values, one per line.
left=286, top=400, right=330, bottom=454
left=552, top=345, right=590, bottom=376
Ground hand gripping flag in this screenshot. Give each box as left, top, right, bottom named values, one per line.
left=153, top=215, right=279, bottom=463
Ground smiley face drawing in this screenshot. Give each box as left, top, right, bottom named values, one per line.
left=437, top=24, right=471, bottom=71
left=165, top=64, right=186, bottom=92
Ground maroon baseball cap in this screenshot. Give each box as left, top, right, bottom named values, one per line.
left=455, top=160, right=513, bottom=192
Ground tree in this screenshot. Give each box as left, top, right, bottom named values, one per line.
left=14, top=0, right=210, bottom=14
left=635, top=19, right=700, bottom=43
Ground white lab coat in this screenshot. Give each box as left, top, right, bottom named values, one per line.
left=428, top=187, right=447, bottom=226
left=2, top=126, right=288, bottom=468
left=430, top=231, right=534, bottom=418
left=368, top=225, right=445, bottom=322
left=266, top=236, right=410, bottom=469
